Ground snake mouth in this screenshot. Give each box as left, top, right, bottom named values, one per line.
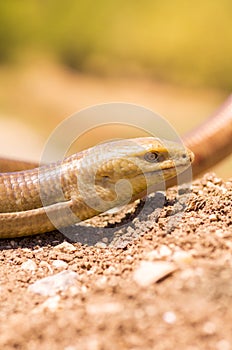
left=144, top=163, right=191, bottom=177
left=130, top=164, right=192, bottom=202
left=135, top=162, right=193, bottom=190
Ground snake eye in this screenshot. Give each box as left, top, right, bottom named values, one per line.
left=144, top=151, right=159, bottom=163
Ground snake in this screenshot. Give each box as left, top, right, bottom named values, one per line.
left=0, top=95, right=231, bottom=238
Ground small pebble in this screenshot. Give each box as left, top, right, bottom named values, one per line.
left=126, top=255, right=133, bottom=261
left=95, top=242, right=107, bottom=248
left=159, top=245, right=172, bottom=258
left=54, top=242, right=76, bottom=253
left=21, top=259, right=37, bottom=272
left=133, top=261, right=176, bottom=287
left=52, top=260, right=69, bottom=269
left=163, top=311, right=177, bottom=324
left=202, top=321, right=216, bottom=335
left=28, top=270, right=79, bottom=296
left=172, top=251, right=193, bottom=264
left=209, top=214, right=217, bottom=222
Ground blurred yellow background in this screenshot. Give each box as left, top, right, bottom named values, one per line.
left=0, top=1, right=231, bottom=178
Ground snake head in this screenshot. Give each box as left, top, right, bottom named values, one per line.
left=76, top=137, right=194, bottom=211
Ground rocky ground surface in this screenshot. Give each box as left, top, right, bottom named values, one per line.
left=0, top=172, right=232, bottom=350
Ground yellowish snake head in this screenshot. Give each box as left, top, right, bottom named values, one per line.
left=77, top=137, right=194, bottom=211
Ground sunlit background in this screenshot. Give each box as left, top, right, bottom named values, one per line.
left=0, top=1, right=231, bottom=177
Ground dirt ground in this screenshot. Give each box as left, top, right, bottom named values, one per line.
left=0, top=172, right=231, bottom=350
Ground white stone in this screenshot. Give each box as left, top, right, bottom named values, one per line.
left=209, top=214, right=217, bottom=222
left=202, top=321, right=216, bottom=335
left=172, top=251, right=193, bottom=264
left=159, top=245, right=172, bottom=258
left=133, top=261, right=176, bottom=287
left=163, top=311, right=177, bottom=324
left=21, top=259, right=37, bottom=272
left=28, top=270, right=78, bottom=296
left=54, top=242, right=76, bottom=252
left=52, top=260, right=69, bottom=269
left=95, top=242, right=107, bottom=248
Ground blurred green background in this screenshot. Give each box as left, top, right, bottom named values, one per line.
left=0, top=1, right=231, bottom=178
left=0, top=0, right=232, bottom=89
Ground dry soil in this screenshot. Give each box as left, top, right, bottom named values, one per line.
left=0, top=173, right=232, bottom=350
